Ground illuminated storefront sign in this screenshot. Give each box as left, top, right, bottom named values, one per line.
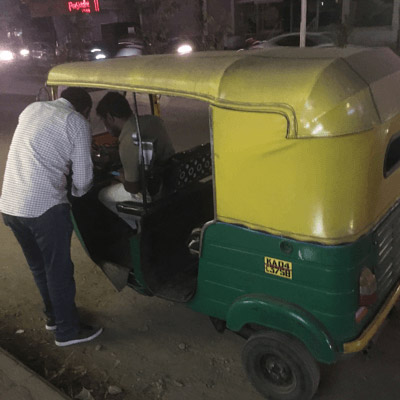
left=24, top=0, right=101, bottom=17
left=67, top=0, right=100, bottom=13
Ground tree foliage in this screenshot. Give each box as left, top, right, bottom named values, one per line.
left=135, top=0, right=188, bottom=53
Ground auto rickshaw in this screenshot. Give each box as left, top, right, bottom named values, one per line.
left=45, top=46, right=400, bottom=400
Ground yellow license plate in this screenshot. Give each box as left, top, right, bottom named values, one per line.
left=264, top=257, right=293, bottom=280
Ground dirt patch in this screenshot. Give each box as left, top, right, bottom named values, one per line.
left=0, top=235, right=256, bottom=400
left=0, top=312, right=125, bottom=400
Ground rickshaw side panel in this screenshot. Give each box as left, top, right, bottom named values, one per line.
left=189, top=223, right=375, bottom=355
left=211, top=107, right=400, bottom=245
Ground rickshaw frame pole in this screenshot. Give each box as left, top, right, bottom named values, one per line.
left=133, top=92, right=148, bottom=208
left=300, top=0, right=307, bottom=47
left=290, top=0, right=294, bottom=33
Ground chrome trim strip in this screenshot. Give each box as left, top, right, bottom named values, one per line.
left=209, top=106, right=217, bottom=221
left=199, top=220, right=217, bottom=258
left=198, top=105, right=218, bottom=258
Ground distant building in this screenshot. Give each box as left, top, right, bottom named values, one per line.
left=343, top=0, right=400, bottom=47
left=22, top=0, right=134, bottom=46
left=19, top=0, right=400, bottom=52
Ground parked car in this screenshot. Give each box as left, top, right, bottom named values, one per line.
left=114, top=36, right=195, bottom=57
left=0, top=46, right=15, bottom=63
left=65, top=41, right=109, bottom=62
left=29, top=41, right=55, bottom=65
left=250, top=32, right=336, bottom=49
left=80, top=41, right=109, bottom=61
left=114, top=37, right=146, bottom=58
left=163, top=36, right=195, bottom=55
left=0, top=42, right=30, bottom=63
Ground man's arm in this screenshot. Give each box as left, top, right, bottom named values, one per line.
left=69, top=115, right=93, bottom=197
left=123, top=180, right=140, bottom=193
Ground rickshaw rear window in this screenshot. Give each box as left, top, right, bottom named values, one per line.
left=384, top=133, right=400, bottom=177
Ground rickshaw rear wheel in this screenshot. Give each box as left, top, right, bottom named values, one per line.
left=242, top=330, right=320, bottom=400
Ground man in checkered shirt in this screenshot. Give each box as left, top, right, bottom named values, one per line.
left=0, top=87, right=103, bottom=347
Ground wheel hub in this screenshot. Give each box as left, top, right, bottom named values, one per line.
left=262, top=355, right=294, bottom=388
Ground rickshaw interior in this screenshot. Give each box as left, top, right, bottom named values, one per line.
left=70, top=90, right=214, bottom=302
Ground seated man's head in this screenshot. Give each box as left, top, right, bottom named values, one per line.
left=61, top=87, right=92, bottom=119
left=96, top=92, right=133, bottom=137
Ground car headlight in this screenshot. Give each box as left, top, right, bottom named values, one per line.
left=91, top=48, right=102, bottom=53
left=0, top=50, right=14, bottom=61
left=20, top=48, right=30, bottom=57
left=95, top=53, right=106, bottom=60
left=177, top=44, right=193, bottom=55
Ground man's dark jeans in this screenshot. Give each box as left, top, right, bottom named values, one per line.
left=2, top=203, right=79, bottom=341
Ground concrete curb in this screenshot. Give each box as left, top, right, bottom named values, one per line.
left=0, top=347, right=71, bottom=400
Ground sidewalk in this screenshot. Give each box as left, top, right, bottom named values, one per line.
left=0, top=347, right=70, bottom=400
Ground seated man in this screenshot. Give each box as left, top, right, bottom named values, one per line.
left=96, top=92, right=175, bottom=230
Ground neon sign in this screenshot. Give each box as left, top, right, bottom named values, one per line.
left=67, top=0, right=100, bottom=13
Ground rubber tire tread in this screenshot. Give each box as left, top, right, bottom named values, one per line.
left=242, top=330, right=320, bottom=400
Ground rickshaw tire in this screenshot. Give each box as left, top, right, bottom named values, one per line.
left=242, top=330, right=320, bottom=400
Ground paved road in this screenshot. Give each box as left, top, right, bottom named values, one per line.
left=0, top=64, right=47, bottom=140
left=0, top=64, right=48, bottom=96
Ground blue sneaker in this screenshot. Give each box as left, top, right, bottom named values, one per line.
left=45, top=318, right=57, bottom=331
left=55, top=326, right=103, bottom=347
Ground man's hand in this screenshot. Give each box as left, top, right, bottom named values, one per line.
left=115, top=169, right=125, bottom=183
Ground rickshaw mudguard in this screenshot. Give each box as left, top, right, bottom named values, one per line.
left=226, top=294, right=337, bottom=364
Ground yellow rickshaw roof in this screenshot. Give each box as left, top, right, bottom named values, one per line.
left=47, top=47, right=400, bottom=137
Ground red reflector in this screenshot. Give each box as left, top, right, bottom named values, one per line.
left=359, top=292, right=378, bottom=307
left=359, top=268, right=377, bottom=306
left=355, top=306, right=368, bottom=323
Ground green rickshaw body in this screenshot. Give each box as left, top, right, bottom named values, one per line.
left=47, top=47, right=400, bottom=369
left=189, top=223, right=373, bottom=364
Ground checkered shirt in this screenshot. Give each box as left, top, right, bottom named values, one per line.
left=0, top=98, right=93, bottom=217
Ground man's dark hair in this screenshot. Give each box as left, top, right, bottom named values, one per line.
left=61, top=87, right=92, bottom=114
left=96, top=92, right=133, bottom=119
